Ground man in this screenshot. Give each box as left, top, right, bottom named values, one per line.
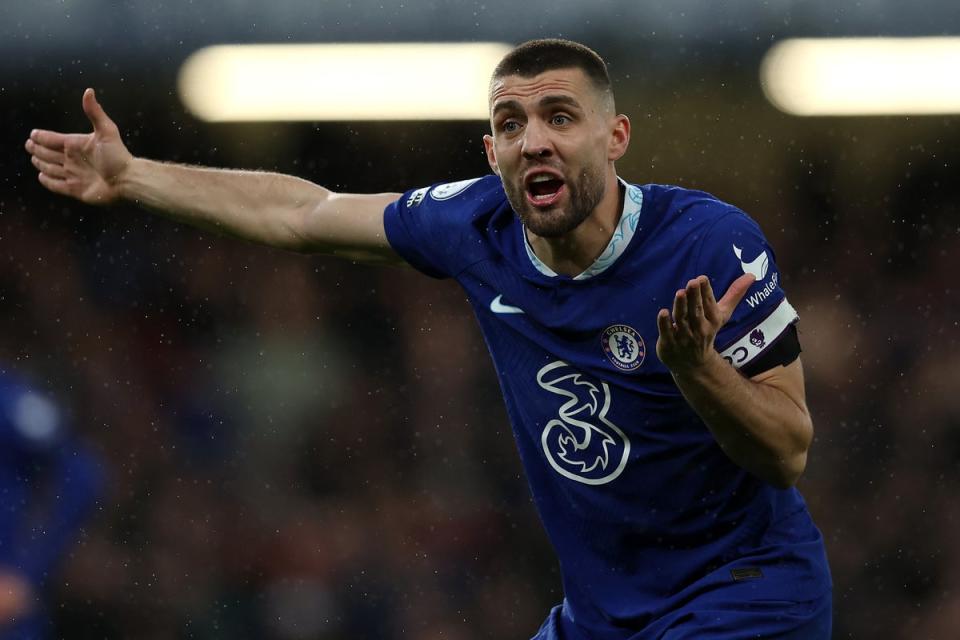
left=0, top=370, right=102, bottom=638
left=25, top=39, right=831, bottom=638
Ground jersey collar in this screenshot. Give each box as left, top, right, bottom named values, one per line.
left=523, top=178, right=645, bottom=280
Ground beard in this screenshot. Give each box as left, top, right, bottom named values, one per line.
left=504, top=162, right=607, bottom=238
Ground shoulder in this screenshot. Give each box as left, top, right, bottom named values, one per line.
left=383, top=175, right=508, bottom=278
left=637, top=183, right=748, bottom=230
left=625, top=182, right=763, bottom=267
left=401, top=174, right=505, bottom=217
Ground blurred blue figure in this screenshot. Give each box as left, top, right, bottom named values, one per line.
left=0, top=371, right=103, bottom=639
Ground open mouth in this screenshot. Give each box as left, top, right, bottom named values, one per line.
left=525, top=173, right=566, bottom=207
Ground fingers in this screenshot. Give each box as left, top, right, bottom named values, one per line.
left=657, top=279, right=715, bottom=370
left=30, top=155, right=67, bottom=179
left=700, top=276, right=720, bottom=324
left=665, top=277, right=709, bottom=336
left=37, top=172, right=72, bottom=197
left=28, top=129, right=68, bottom=152
left=656, top=308, right=674, bottom=341
left=685, top=277, right=707, bottom=324
left=660, top=276, right=717, bottom=337
left=659, top=275, right=749, bottom=369
left=717, top=273, right=756, bottom=322
left=674, top=276, right=715, bottom=331
left=26, top=134, right=70, bottom=182
left=25, top=138, right=66, bottom=165
left=82, top=88, right=112, bottom=133
left=672, top=287, right=689, bottom=334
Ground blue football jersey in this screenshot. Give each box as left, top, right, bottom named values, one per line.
left=384, top=176, right=831, bottom=637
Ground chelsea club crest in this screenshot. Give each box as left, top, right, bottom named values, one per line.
left=601, top=324, right=645, bottom=371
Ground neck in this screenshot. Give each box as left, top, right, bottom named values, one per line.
left=526, top=173, right=624, bottom=277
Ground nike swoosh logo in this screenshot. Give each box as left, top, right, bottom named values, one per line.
left=490, top=294, right=524, bottom=314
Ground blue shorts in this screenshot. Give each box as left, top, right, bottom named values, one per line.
left=532, top=590, right=832, bottom=640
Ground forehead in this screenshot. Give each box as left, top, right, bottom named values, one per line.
left=489, top=67, right=595, bottom=111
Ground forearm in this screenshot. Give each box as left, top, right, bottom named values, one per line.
left=119, top=158, right=329, bottom=250
left=670, top=353, right=813, bottom=488
left=28, top=94, right=400, bottom=259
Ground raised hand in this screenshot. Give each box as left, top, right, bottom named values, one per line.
left=24, top=88, right=132, bottom=205
left=656, top=273, right=755, bottom=373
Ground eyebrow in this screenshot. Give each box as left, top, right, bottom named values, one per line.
left=491, top=94, right=584, bottom=118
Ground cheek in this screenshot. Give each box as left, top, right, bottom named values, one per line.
left=592, top=130, right=611, bottom=156
left=493, top=143, right=521, bottom=171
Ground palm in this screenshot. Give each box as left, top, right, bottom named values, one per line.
left=64, top=130, right=127, bottom=204
left=25, top=88, right=132, bottom=205
left=655, top=274, right=756, bottom=372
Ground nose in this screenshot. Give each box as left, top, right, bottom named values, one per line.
left=521, top=120, right=554, bottom=159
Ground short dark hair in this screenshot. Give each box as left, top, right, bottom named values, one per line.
left=491, top=39, right=614, bottom=108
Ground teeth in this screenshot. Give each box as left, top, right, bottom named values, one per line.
left=531, top=174, right=555, bottom=183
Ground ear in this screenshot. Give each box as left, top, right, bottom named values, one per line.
left=483, top=134, right=500, bottom=175
left=608, top=114, right=631, bottom=162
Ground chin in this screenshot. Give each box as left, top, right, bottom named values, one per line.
left=520, top=207, right=586, bottom=238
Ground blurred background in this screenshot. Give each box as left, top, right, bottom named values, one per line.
left=1, top=1, right=959, bottom=638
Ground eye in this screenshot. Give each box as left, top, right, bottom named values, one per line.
left=502, top=120, right=521, bottom=133
left=551, top=114, right=570, bottom=126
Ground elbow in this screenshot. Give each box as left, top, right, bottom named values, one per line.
left=277, top=192, right=333, bottom=253
left=770, top=415, right=814, bottom=489
left=769, top=451, right=808, bottom=489
left=279, top=204, right=316, bottom=252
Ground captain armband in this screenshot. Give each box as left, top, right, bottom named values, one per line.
left=738, top=323, right=801, bottom=377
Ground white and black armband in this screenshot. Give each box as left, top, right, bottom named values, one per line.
left=719, top=299, right=801, bottom=377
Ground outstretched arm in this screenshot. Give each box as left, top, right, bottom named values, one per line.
left=25, top=89, right=402, bottom=263
left=656, top=275, right=814, bottom=489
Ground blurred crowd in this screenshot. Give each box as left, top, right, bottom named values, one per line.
left=0, top=142, right=958, bottom=639
left=780, top=151, right=960, bottom=639
left=1, top=194, right=556, bottom=639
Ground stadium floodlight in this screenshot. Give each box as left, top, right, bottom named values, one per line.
left=177, top=42, right=514, bottom=122
left=761, top=37, right=960, bottom=116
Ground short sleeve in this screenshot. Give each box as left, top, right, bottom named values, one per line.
left=696, top=210, right=799, bottom=372
left=383, top=177, right=487, bottom=279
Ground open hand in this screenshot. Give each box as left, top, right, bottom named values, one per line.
left=24, top=88, right=131, bottom=205
left=656, top=273, right=755, bottom=373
